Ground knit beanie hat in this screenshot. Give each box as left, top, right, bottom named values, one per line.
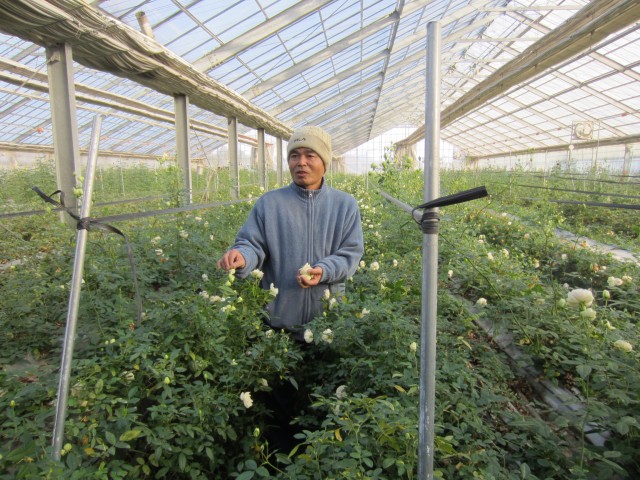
left=287, top=125, right=333, bottom=169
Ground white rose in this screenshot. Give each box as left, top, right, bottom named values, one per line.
left=240, top=391, right=253, bottom=409
left=321, top=328, right=334, bottom=344
left=299, top=263, right=313, bottom=281
left=566, top=289, right=594, bottom=308
left=607, top=276, right=623, bottom=288
left=613, top=340, right=633, bottom=353
left=251, top=269, right=264, bottom=280
left=303, top=329, right=314, bottom=344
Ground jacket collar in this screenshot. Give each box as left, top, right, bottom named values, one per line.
left=290, top=178, right=327, bottom=200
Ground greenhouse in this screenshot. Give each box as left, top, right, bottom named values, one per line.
left=1, top=0, right=639, bottom=478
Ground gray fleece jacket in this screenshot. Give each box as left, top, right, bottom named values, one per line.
left=231, top=181, right=364, bottom=336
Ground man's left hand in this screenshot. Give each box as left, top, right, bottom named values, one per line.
left=297, top=266, right=323, bottom=288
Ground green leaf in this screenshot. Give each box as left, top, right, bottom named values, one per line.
left=120, top=429, right=142, bottom=442
left=604, top=450, right=622, bottom=459
left=614, top=416, right=638, bottom=435
left=179, top=452, right=187, bottom=471
left=105, top=431, right=117, bottom=446
left=236, top=472, right=255, bottom=480
left=576, top=364, right=592, bottom=379
left=206, top=446, right=214, bottom=461
left=256, top=466, right=270, bottom=477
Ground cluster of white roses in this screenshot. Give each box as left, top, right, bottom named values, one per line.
left=564, top=287, right=634, bottom=352
left=565, top=288, right=597, bottom=320
left=251, top=269, right=264, bottom=280
left=250, top=270, right=280, bottom=295
left=150, top=236, right=170, bottom=261
left=607, top=275, right=633, bottom=288
left=303, top=328, right=334, bottom=344
left=358, top=259, right=397, bottom=271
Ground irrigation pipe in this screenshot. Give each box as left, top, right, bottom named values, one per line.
left=524, top=197, right=640, bottom=210
left=524, top=173, right=639, bottom=186
left=490, top=182, right=640, bottom=200
left=1, top=197, right=253, bottom=223
left=473, top=317, right=609, bottom=447
left=51, top=115, right=103, bottom=460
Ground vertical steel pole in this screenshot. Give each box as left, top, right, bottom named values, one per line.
left=257, top=128, right=267, bottom=191
left=52, top=115, right=103, bottom=460
left=46, top=43, right=80, bottom=226
left=175, top=94, right=192, bottom=204
left=276, top=136, right=283, bottom=186
left=228, top=117, right=240, bottom=199
left=419, top=21, right=441, bottom=480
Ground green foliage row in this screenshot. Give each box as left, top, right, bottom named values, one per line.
left=0, top=162, right=638, bottom=478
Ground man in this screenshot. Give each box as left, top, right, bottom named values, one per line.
left=216, top=125, right=364, bottom=340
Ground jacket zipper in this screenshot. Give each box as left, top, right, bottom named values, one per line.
left=304, top=191, right=314, bottom=322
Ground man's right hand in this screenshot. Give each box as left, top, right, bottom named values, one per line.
left=216, top=249, right=246, bottom=271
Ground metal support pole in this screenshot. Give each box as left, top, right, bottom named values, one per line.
left=622, top=143, right=631, bottom=178
left=52, top=115, right=103, bottom=460
left=257, top=128, right=267, bottom=191
left=46, top=43, right=80, bottom=226
left=419, top=21, right=441, bottom=480
left=276, top=136, right=283, bottom=185
left=175, top=94, right=192, bottom=204
left=228, top=117, right=240, bottom=199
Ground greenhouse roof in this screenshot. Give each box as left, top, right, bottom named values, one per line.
left=0, top=0, right=639, bottom=163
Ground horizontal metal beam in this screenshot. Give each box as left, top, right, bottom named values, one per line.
left=467, top=134, right=640, bottom=161
left=0, top=0, right=292, bottom=139
left=397, top=0, right=640, bottom=146
left=482, top=5, right=583, bottom=12
left=0, top=59, right=259, bottom=147
left=193, top=0, right=335, bottom=72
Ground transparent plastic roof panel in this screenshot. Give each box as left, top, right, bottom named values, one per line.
left=0, top=0, right=638, bottom=162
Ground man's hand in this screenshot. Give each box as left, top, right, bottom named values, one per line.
left=297, top=266, right=323, bottom=288
left=217, top=249, right=246, bottom=271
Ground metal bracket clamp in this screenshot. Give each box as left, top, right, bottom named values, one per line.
left=413, top=186, right=489, bottom=234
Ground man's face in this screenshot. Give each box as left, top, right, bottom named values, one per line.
left=288, top=147, right=325, bottom=190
